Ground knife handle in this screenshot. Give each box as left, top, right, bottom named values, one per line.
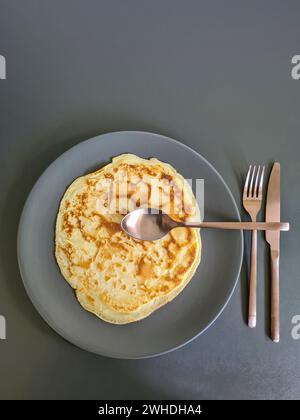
left=270, top=251, right=280, bottom=343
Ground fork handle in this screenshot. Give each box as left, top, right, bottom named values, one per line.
left=248, top=230, right=257, bottom=328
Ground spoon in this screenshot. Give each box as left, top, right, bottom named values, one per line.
left=121, top=208, right=290, bottom=241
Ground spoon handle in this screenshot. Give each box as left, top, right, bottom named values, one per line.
left=184, top=222, right=289, bottom=231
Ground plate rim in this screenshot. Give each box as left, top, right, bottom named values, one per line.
left=17, top=130, right=243, bottom=359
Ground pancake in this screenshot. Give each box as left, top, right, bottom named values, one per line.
left=55, top=154, right=201, bottom=324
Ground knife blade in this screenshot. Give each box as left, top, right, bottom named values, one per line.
left=265, top=162, right=280, bottom=342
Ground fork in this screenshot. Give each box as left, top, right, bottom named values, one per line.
left=243, top=165, right=265, bottom=328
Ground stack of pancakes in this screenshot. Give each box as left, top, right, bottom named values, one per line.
left=55, top=154, right=201, bottom=324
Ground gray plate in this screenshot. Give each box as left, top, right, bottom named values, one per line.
left=18, top=131, right=243, bottom=359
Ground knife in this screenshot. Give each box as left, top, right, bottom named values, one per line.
left=265, top=162, right=281, bottom=343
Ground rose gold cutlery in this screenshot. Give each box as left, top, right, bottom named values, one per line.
left=243, top=165, right=265, bottom=328
left=122, top=163, right=288, bottom=344
left=265, top=162, right=281, bottom=343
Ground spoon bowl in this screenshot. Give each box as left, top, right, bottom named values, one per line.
left=121, top=208, right=178, bottom=241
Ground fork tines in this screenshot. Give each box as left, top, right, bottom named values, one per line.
left=243, top=165, right=265, bottom=200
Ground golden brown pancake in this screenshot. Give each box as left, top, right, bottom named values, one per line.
left=55, top=154, right=201, bottom=324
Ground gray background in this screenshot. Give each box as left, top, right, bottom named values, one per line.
left=0, top=0, right=299, bottom=400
